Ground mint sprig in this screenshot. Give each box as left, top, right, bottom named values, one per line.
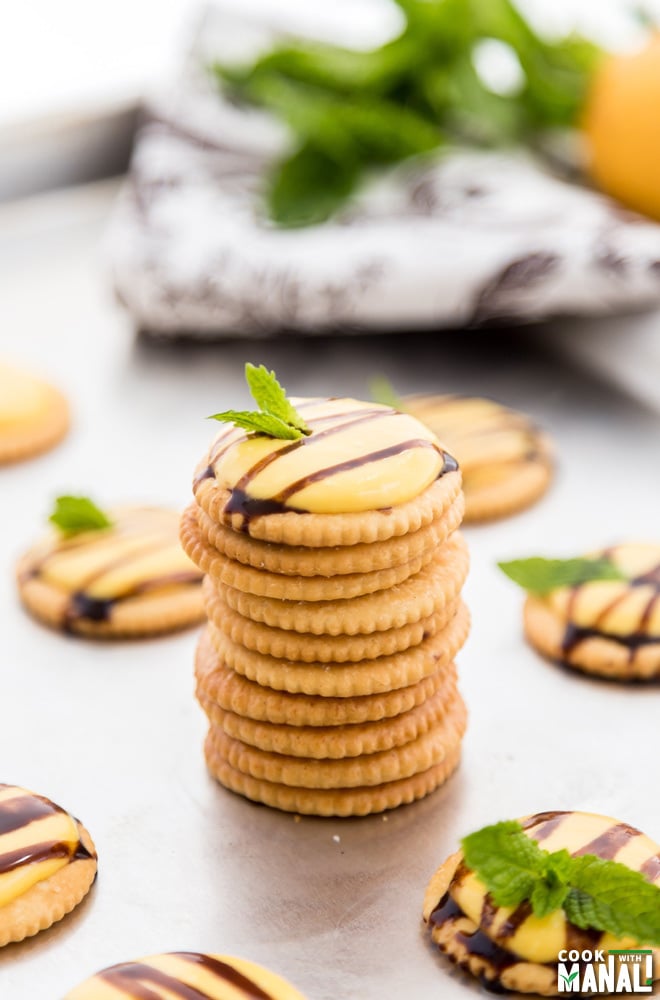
left=462, top=820, right=660, bottom=945
left=209, top=364, right=310, bottom=440
left=49, top=496, right=114, bottom=536
left=213, top=0, right=601, bottom=226
left=369, top=375, right=402, bottom=410
left=498, top=556, right=626, bottom=595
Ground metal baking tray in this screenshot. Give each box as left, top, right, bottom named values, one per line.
left=1, top=189, right=659, bottom=998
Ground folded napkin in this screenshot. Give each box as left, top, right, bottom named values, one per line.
left=109, top=7, right=660, bottom=337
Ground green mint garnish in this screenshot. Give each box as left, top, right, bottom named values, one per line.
left=49, top=496, right=114, bottom=536
left=212, top=0, right=601, bottom=226
left=462, top=820, right=660, bottom=945
left=369, top=375, right=402, bottom=409
left=209, top=364, right=311, bottom=440
left=498, top=556, right=626, bottom=595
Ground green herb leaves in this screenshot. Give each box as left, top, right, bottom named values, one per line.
left=462, top=821, right=570, bottom=915
left=564, top=855, right=660, bottom=945
left=209, top=364, right=310, bottom=440
left=212, top=0, right=602, bottom=226
left=498, top=556, right=626, bottom=595
left=49, top=496, right=113, bottom=536
left=369, top=375, right=402, bottom=409
left=461, top=820, right=660, bottom=945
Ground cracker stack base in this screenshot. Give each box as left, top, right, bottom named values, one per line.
left=182, top=397, right=471, bottom=817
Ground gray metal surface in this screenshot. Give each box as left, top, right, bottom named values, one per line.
left=0, top=183, right=659, bottom=1000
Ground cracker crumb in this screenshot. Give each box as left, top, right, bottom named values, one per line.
left=382, top=815, right=388, bottom=822
left=293, top=815, right=301, bottom=823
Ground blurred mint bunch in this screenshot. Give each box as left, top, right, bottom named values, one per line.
left=212, top=0, right=601, bottom=227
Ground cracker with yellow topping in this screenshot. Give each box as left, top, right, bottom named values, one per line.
left=0, top=784, right=97, bottom=947
left=185, top=375, right=470, bottom=815
left=17, top=505, right=205, bottom=638
left=195, top=397, right=461, bottom=546
left=190, top=499, right=464, bottom=577
left=503, top=543, right=660, bottom=680
left=404, top=394, right=553, bottom=522
left=64, top=952, right=307, bottom=1000
left=0, top=362, right=70, bottom=465
left=424, top=810, right=660, bottom=995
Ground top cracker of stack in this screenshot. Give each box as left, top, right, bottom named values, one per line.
left=181, top=377, right=470, bottom=816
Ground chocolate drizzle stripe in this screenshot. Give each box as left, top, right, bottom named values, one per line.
left=273, top=438, right=443, bottom=504
left=230, top=409, right=399, bottom=495
left=429, top=891, right=463, bottom=927
left=99, top=955, right=274, bottom=1000
left=0, top=839, right=80, bottom=875
left=498, top=900, right=532, bottom=940
left=640, top=853, right=660, bottom=881
left=561, top=623, right=660, bottom=658
left=522, top=811, right=570, bottom=841
left=177, top=954, right=273, bottom=999
left=572, top=822, right=641, bottom=860
left=0, top=793, right=63, bottom=837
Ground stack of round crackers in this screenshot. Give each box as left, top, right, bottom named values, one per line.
left=182, top=413, right=470, bottom=817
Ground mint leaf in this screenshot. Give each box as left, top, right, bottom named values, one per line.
left=498, top=556, right=626, bottom=595
left=369, top=375, right=401, bottom=409
left=461, top=819, right=660, bottom=944
left=462, top=820, right=549, bottom=908
left=49, top=496, right=113, bottom=536
left=208, top=410, right=304, bottom=440
left=245, top=364, right=310, bottom=433
left=530, top=852, right=571, bottom=916
left=564, top=855, right=660, bottom=946
left=213, top=0, right=601, bottom=226
left=208, top=365, right=310, bottom=440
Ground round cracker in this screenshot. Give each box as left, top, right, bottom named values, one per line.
left=180, top=503, right=436, bottom=600
left=194, top=468, right=462, bottom=546
left=0, top=822, right=97, bottom=947
left=204, top=584, right=462, bottom=663
left=204, top=738, right=463, bottom=817
left=524, top=596, right=660, bottom=681
left=204, top=604, right=470, bottom=696
left=199, top=674, right=458, bottom=759
left=205, top=693, right=466, bottom=789
left=194, top=631, right=455, bottom=725
left=193, top=499, right=464, bottom=577
left=0, top=378, right=69, bottom=465
left=212, top=533, right=469, bottom=636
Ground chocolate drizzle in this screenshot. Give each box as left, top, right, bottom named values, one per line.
left=99, top=953, right=274, bottom=999
left=522, top=810, right=570, bottom=841
left=23, top=514, right=203, bottom=628
left=572, top=821, right=640, bottom=860
left=203, top=400, right=460, bottom=526
left=0, top=785, right=95, bottom=883
left=560, top=555, right=660, bottom=663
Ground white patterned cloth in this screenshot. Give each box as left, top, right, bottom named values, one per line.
left=109, top=7, right=660, bottom=337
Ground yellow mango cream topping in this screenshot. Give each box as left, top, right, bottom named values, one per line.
left=0, top=363, right=54, bottom=429
left=404, top=394, right=550, bottom=491
left=202, top=398, right=457, bottom=515
left=0, top=784, right=93, bottom=908
left=64, top=952, right=308, bottom=1000
left=21, top=507, right=202, bottom=625
left=546, top=543, right=660, bottom=641
left=448, top=811, right=660, bottom=965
